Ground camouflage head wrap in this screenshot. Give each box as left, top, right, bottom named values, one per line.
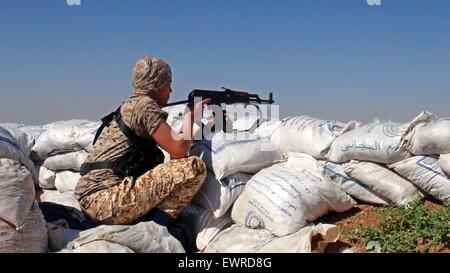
left=132, top=56, right=172, bottom=96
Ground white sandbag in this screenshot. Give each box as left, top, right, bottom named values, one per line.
left=271, top=116, right=359, bottom=159
left=389, top=156, right=450, bottom=204
left=343, top=161, right=422, bottom=206
left=55, top=171, right=81, bottom=193
left=38, top=190, right=82, bottom=211
left=37, top=165, right=56, bottom=189
left=193, top=172, right=252, bottom=218
left=0, top=127, right=37, bottom=177
left=0, top=123, right=34, bottom=156
left=18, top=125, right=45, bottom=143
left=0, top=202, right=48, bottom=253
left=0, top=159, right=35, bottom=229
left=231, top=153, right=355, bottom=236
left=42, top=150, right=88, bottom=171
left=62, top=221, right=185, bottom=253
left=229, top=104, right=264, bottom=132
left=31, top=120, right=100, bottom=161
left=190, top=132, right=284, bottom=180
left=59, top=241, right=135, bottom=253
left=253, top=120, right=283, bottom=138
left=204, top=223, right=339, bottom=253
left=322, top=161, right=389, bottom=206
left=328, top=112, right=433, bottom=164
left=180, top=203, right=232, bottom=251
left=440, top=154, right=450, bottom=176
left=403, top=117, right=450, bottom=155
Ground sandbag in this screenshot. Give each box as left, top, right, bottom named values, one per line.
left=203, top=223, right=339, bottom=253
left=229, top=104, right=265, bottom=132
left=31, top=120, right=100, bottom=161
left=190, top=132, right=284, bottom=180
left=322, top=161, right=389, bottom=206
left=271, top=116, right=359, bottom=159
left=55, top=171, right=81, bottom=193
left=37, top=165, right=57, bottom=189
left=328, top=112, right=433, bottom=164
left=389, top=156, right=450, bottom=204
left=343, top=161, right=422, bottom=206
left=0, top=123, right=34, bottom=156
left=61, top=221, right=185, bottom=253
left=403, top=117, right=450, bottom=155
left=38, top=190, right=82, bottom=211
left=253, top=120, right=282, bottom=138
left=180, top=203, right=232, bottom=251
left=0, top=127, right=37, bottom=177
left=42, top=150, right=88, bottom=171
left=231, top=153, right=355, bottom=236
left=0, top=202, right=48, bottom=253
left=440, top=154, right=450, bottom=176
left=193, top=172, right=252, bottom=218
left=0, top=159, right=35, bottom=229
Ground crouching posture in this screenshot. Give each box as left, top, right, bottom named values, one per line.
left=75, top=56, right=209, bottom=225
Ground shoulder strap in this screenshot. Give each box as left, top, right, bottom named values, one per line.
left=92, top=107, right=120, bottom=145
left=114, top=110, right=153, bottom=148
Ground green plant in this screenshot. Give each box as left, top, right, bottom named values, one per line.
left=347, top=201, right=450, bottom=253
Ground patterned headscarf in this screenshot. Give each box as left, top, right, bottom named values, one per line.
left=132, top=56, right=172, bottom=96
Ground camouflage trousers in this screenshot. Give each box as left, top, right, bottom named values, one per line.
left=79, top=156, right=206, bottom=225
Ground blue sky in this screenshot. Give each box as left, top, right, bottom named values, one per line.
left=0, top=0, right=449, bottom=124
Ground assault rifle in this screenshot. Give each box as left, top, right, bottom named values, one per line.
left=163, top=87, right=274, bottom=107
left=164, top=87, right=275, bottom=133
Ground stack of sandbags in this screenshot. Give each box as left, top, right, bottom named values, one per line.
left=231, top=153, right=355, bottom=236
left=271, top=116, right=359, bottom=159
left=57, top=221, right=185, bottom=253
left=203, top=223, right=340, bottom=253
left=31, top=120, right=98, bottom=192
left=188, top=131, right=283, bottom=251
left=327, top=111, right=433, bottom=164
left=0, top=157, right=47, bottom=253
